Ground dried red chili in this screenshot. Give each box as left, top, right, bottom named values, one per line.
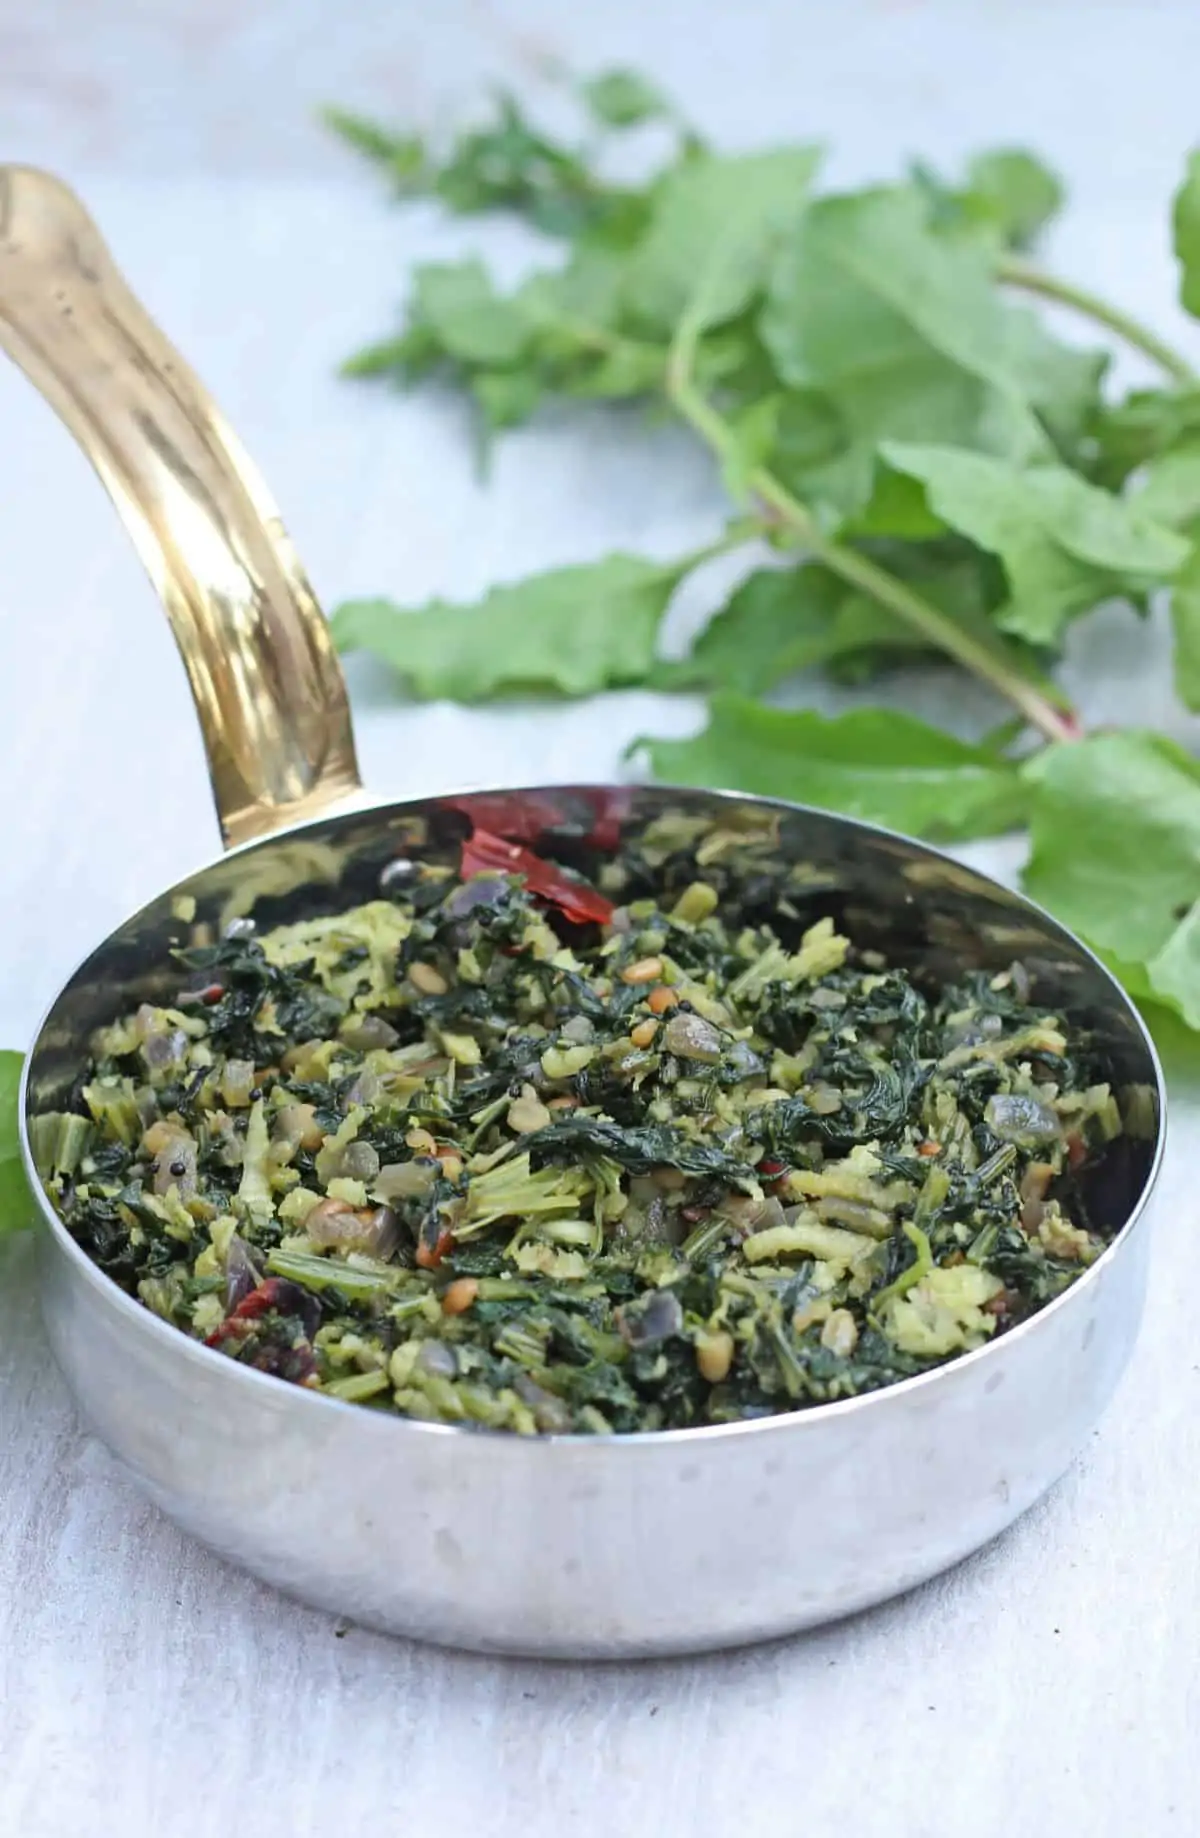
left=442, top=792, right=567, bottom=843
left=460, top=826, right=613, bottom=925
left=205, top=1276, right=289, bottom=1347
left=443, top=788, right=629, bottom=853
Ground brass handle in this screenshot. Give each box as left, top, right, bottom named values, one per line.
left=0, top=166, right=362, bottom=851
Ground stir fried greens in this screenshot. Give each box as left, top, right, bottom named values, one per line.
left=33, top=819, right=1138, bottom=1435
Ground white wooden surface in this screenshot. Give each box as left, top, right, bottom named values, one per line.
left=2, top=4, right=1200, bottom=1833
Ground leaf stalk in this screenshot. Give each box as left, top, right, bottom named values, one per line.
left=996, top=253, right=1197, bottom=386
left=664, top=324, right=1082, bottom=746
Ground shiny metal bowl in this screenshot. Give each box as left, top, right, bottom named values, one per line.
left=3, top=168, right=1165, bottom=1658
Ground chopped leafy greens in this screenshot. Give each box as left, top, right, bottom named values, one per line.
left=36, top=822, right=1135, bottom=1431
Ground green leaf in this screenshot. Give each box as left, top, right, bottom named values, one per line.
left=470, top=368, right=545, bottom=437
left=432, top=92, right=612, bottom=240
left=516, top=247, right=625, bottom=335
left=408, top=260, right=532, bottom=367
left=625, top=146, right=821, bottom=336
left=1087, top=386, right=1200, bottom=491
left=566, top=341, right=666, bottom=399
left=910, top=148, right=1064, bottom=252
left=880, top=443, right=1189, bottom=644
left=340, top=330, right=435, bottom=381
left=1172, top=151, right=1200, bottom=320
left=760, top=184, right=1100, bottom=454
left=844, top=454, right=951, bottom=540
left=756, top=186, right=1104, bottom=524
left=1023, top=732, right=1200, bottom=1027
left=345, top=241, right=676, bottom=436
left=720, top=392, right=788, bottom=501
left=514, top=252, right=668, bottom=398
left=661, top=566, right=847, bottom=692
left=995, top=303, right=1108, bottom=462
left=672, top=563, right=936, bottom=691
left=1130, top=446, right=1200, bottom=709
left=580, top=69, right=672, bottom=129
left=323, top=107, right=426, bottom=187
left=960, top=149, right=1065, bottom=250
left=695, top=316, right=781, bottom=409
left=636, top=695, right=1027, bottom=841
left=1170, top=545, right=1200, bottom=711
left=767, top=368, right=1039, bottom=532
left=667, top=550, right=1055, bottom=697
left=0, top=1051, right=34, bottom=1238
left=328, top=90, right=650, bottom=244
left=1133, top=440, right=1200, bottom=528
left=331, top=554, right=689, bottom=701
left=762, top=187, right=1038, bottom=404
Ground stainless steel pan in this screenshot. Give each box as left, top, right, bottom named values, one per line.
left=1, top=167, right=1166, bottom=1658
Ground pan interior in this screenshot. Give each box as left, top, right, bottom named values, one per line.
left=25, top=784, right=1162, bottom=1240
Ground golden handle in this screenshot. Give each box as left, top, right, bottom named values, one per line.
left=0, top=166, right=362, bottom=851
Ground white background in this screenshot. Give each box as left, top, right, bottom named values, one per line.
left=1, top=4, right=1198, bottom=1833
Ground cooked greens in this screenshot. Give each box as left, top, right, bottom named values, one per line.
left=35, top=822, right=1134, bottom=1434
